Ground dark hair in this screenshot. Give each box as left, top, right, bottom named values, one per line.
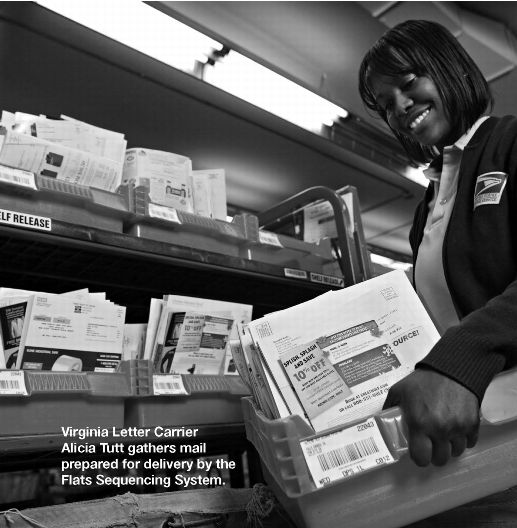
left=358, top=19, right=493, bottom=164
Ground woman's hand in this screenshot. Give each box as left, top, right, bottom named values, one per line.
left=383, top=369, right=481, bottom=467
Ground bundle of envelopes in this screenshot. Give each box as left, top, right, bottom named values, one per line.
left=231, top=270, right=440, bottom=433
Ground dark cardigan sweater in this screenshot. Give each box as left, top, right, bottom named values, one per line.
left=411, top=115, right=517, bottom=401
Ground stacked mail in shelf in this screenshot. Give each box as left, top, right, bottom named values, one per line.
left=0, top=287, right=125, bottom=372
left=0, top=111, right=126, bottom=192
left=123, top=148, right=228, bottom=221
left=0, top=110, right=229, bottom=221
left=142, top=294, right=253, bottom=377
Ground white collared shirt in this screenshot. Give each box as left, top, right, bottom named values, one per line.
left=414, top=116, right=489, bottom=335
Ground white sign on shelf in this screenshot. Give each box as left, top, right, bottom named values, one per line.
left=284, top=268, right=308, bottom=280
left=148, top=203, right=181, bottom=224
left=0, top=209, right=51, bottom=231
left=0, top=370, right=28, bottom=396
left=0, top=166, right=37, bottom=190
left=259, top=230, right=283, bottom=248
left=153, top=374, right=189, bottom=395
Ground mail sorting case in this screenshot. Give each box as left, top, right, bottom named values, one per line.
left=0, top=370, right=131, bottom=435
left=242, top=396, right=517, bottom=528
left=125, top=375, right=250, bottom=428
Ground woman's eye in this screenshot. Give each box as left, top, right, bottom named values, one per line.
left=403, top=76, right=416, bottom=90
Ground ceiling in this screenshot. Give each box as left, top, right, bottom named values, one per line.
left=162, top=1, right=517, bottom=134
left=158, top=1, right=517, bottom=257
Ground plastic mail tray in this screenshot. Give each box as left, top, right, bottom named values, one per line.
left=0, top=172, right=129, bottom=232
left=125, top=375, right=250, bottom=428
left=0, top=369, right=132, bottom=435
left=243, top=396, right=517, bottom=528
left=249, top=232, right=343, bottom=282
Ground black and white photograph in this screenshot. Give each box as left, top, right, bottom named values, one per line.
left=0, top=2, right=516, bottom=527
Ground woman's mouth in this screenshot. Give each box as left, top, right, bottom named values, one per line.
left=408, top=108, right=430, bottom=130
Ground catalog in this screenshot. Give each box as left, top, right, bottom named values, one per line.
left=0, top=297, right=27, bottom=369
left=153, top=311, right=197, bottom=373
left=236, top=323, right=292, bottom=421
left=122, top=323, right=147, bottom=361
left=147, top=295, right=253, bottom=375
left=191, top=169, right=227, bottom=221
left=167, top=312, right=235, bottom=375
left=123, top=148, right=194, bottom=213
left=247, top=270, right=440, bottom=432
left=17, top=293, right=126, bottom=372
left=0, top=288, right=91, bottom=369
left=143, top=297, right=164, bottom=360
left=280, top=338, right=352, bottom=424
left=11, top=113, right=127, bottom=164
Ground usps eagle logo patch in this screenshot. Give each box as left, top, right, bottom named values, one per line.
left=473, top=172, right=508, bottom=209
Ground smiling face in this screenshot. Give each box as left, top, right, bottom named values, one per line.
left=370, top=73, right=456, bottom=149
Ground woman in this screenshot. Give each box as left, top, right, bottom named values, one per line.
left=359, top=19, right=517, bottom=526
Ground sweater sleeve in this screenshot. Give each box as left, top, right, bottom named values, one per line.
left=416, top=289, right=510, bottom=402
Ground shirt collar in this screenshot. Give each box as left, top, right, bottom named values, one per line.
left=423, top=116, right=490, bottom=182
left=449, top=115, right=490, bottom=151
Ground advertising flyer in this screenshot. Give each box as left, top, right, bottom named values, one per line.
left=248, top=271, right=440, bottom=431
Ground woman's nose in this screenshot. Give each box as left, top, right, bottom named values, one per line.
left=393, top=91, right=413, bottom=116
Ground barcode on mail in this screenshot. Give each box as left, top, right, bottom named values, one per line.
left=156, top=382, right=182, bottom=391
left=154, top=210, right=169, bottom=219
left=0, top=379, right=20, bottom=390
left=148, top=205, right=179, bottom=222
left=1, top=173, right=31, bottom=186
left=255, top=322, right=272, bottom=339
left=317, top=437, right=379, bottom=471
left=284, top=268, right=307, bottom=279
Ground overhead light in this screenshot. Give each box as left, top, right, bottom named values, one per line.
left=36, top=0, right=223, bottom=74
left=370, top=253, right=412, bottom=272
left=37, top=1, right=348, bottom=133
left=204, top=50, right=348, bottom=133
left=403, top=166, right=429, bottom=187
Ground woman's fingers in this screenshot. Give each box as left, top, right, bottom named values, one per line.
left=383, top=369, right=481, bottom=467
left=450, top=436, right=467, bottom=458
left=408, top=432, right=433, bottom=467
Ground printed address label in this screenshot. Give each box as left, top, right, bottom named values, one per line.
left=300, top=416, right=395, bottom=488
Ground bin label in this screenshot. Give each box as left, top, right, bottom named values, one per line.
left=300, top=417, right=395, bottom=488
left=0, top=370, right=28, bottom=396
left=284, top=268, right=308, bottom=280
left=148, top=203, right=181, bottom=224
left=153, top=374, right=189, bottom=395
left=0, top=166, right=37, bottom=190
left=259, top=231, right=283, bottom=247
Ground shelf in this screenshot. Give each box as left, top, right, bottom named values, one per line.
left=0, top=221, right=338, bottom=322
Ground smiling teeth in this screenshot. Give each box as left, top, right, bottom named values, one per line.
left=409, top=109, right=430, bottom=129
